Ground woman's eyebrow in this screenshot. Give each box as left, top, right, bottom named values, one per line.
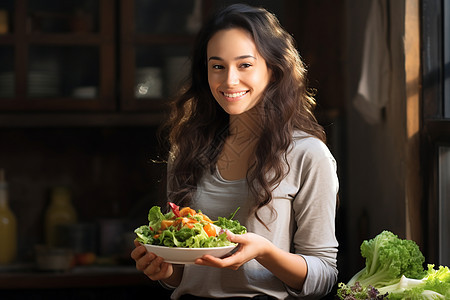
left=208, top=55, right=257, bottom=61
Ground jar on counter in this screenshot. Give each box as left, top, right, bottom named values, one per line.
left=0, top=169, right=17, bottom=264
left=44, top=186, right=77, bottom=247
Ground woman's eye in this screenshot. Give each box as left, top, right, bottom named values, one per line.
left=240, top=63, right=252, bottom=68
left=212, top=65, right=224, bottom=69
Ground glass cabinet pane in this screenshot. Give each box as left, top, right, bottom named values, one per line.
left=135, top=45, right=191, bottom=99
left=444, top=0, right=450, bottom=118
left=28, top=0, right=99, bottom=34
left=0, top=46, right=14, bottom=97
left=0, top=0, right=14, bottom=34
left=135, top=0, right=202, bottom=35
left=28, top=46, right=99, bottom=98
left=439, top=146, right=450, bottom=266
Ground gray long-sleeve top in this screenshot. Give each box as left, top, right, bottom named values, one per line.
left=169, top=131, right=339, bottom=299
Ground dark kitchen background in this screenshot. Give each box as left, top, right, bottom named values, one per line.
left=0, top=0, right=448, bottom=299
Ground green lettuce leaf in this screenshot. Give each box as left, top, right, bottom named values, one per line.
left=134, top=225, right=154, bottom=244
left=214, top=217, right=246, bottom=235
left=147, top=206, right=165, bottom=232
left=135, top=205, right=247, bottom=248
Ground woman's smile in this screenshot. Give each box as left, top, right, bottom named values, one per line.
left=222, top=90, right=249, bottom=101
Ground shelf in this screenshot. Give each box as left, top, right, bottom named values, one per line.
left=132, top=34, right=194, bottom=45
left=0, top=112, right=168, bottom=127
left=27, top=33, right=112, bottom=45
left=0, top=33, right=111, bottom=45
left=0, top=34, right=14, bottom=44
left=0, top=98, right=114, bottom=111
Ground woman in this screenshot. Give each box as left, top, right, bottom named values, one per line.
left=131, top=4, right=339, bottom=299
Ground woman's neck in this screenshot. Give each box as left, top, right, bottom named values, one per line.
left=217, top=108, right=263, bottom=181
left=228, top=108, right=263, bottom=142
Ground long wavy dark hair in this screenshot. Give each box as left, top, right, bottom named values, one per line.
left=160, top=4, right=326, bottom=225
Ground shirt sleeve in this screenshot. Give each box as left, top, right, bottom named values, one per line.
left=289, top=138, right=339, bottom=298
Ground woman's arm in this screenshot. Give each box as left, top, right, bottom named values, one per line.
left=194, top=231, right=307, bottom=290
left=256, top=237, right=308, bottom=290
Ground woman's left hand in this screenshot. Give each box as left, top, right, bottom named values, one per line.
left=194, top=231, right=272, bottom=270
left=196, top=230, right=307, bottom=290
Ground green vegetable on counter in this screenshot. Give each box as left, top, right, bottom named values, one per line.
left=347, top=230, right=426, bottom=288
left=337, top=230, right=450, bottom=299
left=377, top=264, right=450, bottom=299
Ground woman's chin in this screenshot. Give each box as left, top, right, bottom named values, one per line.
left=219, top=105, right=255, bottom=116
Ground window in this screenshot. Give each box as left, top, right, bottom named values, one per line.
left=422, top=0, right=450, bottom=266
left=438, top=146, right=450, bottom=266
left=444, top=0, right=449, bottom=118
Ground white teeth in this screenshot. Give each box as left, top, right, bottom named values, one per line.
left=223, top=91, right=247, bottom=98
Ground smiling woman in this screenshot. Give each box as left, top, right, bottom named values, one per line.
left=131, top=4, right=339, bottom=299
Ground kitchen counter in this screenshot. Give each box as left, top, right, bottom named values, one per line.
left=0, top=265, right=174, bottom=299
left=0, top=265, right=154, bottom=289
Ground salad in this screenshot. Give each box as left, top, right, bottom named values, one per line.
left=135, top=202, right=247, bottom=248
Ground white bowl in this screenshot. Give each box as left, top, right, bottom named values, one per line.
left=142, top=244, right=237, bottom=264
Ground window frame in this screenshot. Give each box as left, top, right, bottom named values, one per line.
left=421, top=0, right=450, bottom=265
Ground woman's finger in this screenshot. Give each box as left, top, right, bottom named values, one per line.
left=135, top=252, right=156, bottom=271
left=130, top=244, right=146, bottom=261
left=226, top=230, right=247, bottom=244
left=143, top=256, right=165, bottom=280
left=196, top=252, right=240, bottom=268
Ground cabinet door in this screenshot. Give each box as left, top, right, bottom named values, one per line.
left=0, top=1, right=16, bottom=100
left=0, top=0, right=115, bottom=111
left=119, top=0, right=201, bottom=112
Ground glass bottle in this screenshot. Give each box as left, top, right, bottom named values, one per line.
left=44, top=186, right=77, bottom=247
left=0, top=169, right=17, bottom=264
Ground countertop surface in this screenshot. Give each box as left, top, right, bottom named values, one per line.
left=0, top=264, right=155, bottom=289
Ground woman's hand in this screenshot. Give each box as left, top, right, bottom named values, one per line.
left=131, top=240, right=174, bottom=281
left=194, top=231, right=273, bottom=270
left=194, top=231, right=307, bottom=290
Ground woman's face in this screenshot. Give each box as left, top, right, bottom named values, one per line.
left=207, top=28, right=272, bottom=115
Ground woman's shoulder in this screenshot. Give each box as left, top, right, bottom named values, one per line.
left=289, top=130, right=337, bottom=173
left=291, top=130, right=331, bottom=155
left=289, top=130, right=336, bottom=166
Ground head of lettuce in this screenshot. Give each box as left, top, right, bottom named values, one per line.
left=134, top=203, right=247, bottom=248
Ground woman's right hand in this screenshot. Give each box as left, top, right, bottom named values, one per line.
left=131, top=240, right=174, bottom=281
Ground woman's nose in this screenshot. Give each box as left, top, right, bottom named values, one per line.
left=225, top=68, right=239, bottom=85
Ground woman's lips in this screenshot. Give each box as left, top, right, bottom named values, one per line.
left=221, top=90, right=249, bottom=100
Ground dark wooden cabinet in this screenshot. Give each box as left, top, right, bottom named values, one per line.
left=0, top=0, right=209, bottom=117
left=0, top=0, right=116, bottom=112
left=0, top=0, right=211, bottom=126
left=0, top=0, right=288, bottom=121
left=119, top=0, right=201, bottom=112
